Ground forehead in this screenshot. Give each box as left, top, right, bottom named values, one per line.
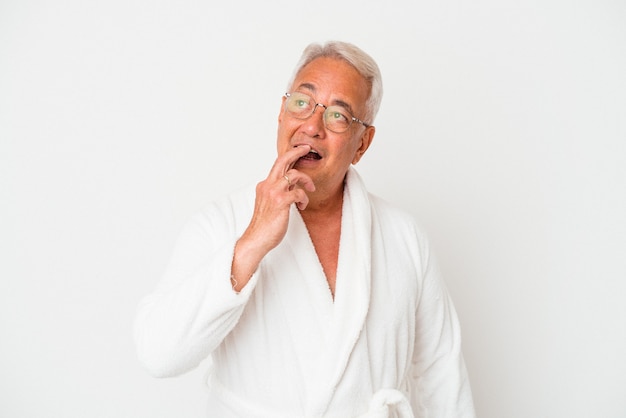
left=290, top=57, right=370, bottom=109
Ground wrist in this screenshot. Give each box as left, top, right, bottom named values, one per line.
left=230, top=237, right=264, bottom=292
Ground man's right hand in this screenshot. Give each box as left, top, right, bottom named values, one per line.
left=230, top=145, right=316, bottom=291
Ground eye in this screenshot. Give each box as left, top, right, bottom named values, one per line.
left=329, top=111, right=347, bottom=121
left=326, top=107, right=350, bottom=123
left=287, top=93, right=314, bottom=115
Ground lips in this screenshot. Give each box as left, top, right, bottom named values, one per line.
left=293, top=144, right=322, bottom=163
left=301, top=149, right=322, bottom=161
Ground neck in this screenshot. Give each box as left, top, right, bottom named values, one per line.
left=300, top=182, right=344, bottom=219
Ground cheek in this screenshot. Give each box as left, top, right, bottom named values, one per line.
left=278, top=116, right=297, bottom=135
left=332, top=143, right=357, bottom=166
left=276, top=119, right=290, bottom=139
left=344, top=137, right=362, bottom=155
left=346, top=138, right=365, bottom=164
left=276, top=121, right=298, bottom=151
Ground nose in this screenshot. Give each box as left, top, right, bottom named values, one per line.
left=301, top=104, right=327, bottom=137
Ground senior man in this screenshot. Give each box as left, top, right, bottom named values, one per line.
left=134, top=40, right=475, bottom=418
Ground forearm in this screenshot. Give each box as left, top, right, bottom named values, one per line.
left=230, top=228, right=273, bottom=292
left=134, top=246, right=253, bottom=377
left=134, top=207, right=260, bottom=377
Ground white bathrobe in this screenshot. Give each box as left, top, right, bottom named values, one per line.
left=134, top=168, right=475, bottom=418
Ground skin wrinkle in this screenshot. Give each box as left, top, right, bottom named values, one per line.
left=293, top=82, right=361, bottom=121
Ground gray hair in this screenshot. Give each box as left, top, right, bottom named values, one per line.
left=286, top=41, right=383, bottom=125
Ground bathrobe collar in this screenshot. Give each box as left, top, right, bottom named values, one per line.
left=276, top=167, right=373, bottom=415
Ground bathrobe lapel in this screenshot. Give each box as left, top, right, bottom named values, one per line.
left=265, top=204, right=334, bottom=406
left=311, top=167, right=373, bottom=415
left=267, top=167, right=373, bottom=416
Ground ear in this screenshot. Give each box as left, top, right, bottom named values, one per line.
left=352, top=126, right=375, bottom=165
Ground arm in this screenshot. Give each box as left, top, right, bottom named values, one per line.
left=230, top=144, right=315, bottom=291
left=409, top=246, right=476, bottom=418
left=134, top=145, right=315, bottom=377
left=133, top=209, right=254, bottom=377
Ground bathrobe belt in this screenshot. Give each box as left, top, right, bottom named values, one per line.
left=208, top=375, right=415, bottom=418
left=357, top=389, right=415, bottom=418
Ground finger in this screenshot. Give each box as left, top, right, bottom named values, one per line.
left=283, top=144, right=312, bottom=173
left=291, top=188, right=310, bottom=211
left=270, top=145, right=311, bottom=177
left=284, top=169, right=315, bottom=192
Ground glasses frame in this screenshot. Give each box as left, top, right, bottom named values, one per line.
left=284, top=92, right=370, bottom=133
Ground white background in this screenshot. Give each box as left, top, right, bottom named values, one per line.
left=1, top=0, right=625, bottom=417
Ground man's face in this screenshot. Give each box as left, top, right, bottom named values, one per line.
left=276, top=57, right=375, bottom=193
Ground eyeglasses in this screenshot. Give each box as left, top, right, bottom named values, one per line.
left=284, top=92, right=370, bottom=133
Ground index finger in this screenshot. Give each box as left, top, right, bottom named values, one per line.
left=270, top=144, right=311, bottom=176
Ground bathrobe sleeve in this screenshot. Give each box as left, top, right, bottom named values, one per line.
left=134, top=193, right=258, bottom=378
left=408, top=235, right=476, bottom=418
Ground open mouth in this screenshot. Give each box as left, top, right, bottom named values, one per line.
left=299, top=149, right=322, bottom=161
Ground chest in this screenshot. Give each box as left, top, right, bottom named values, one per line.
left=305, top=215, right=341, bottom=297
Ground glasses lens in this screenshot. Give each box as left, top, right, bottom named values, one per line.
left=285, top=92, right=315, bottom=119
left=284, top=92, right=356, bottom=133
left=324, top=107, right=352, bottom=133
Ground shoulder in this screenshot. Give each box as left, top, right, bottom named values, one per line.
left=368, top=192, right=433, bottom=259
left=184, top=184, right=256, bottom=238
left=369, top=193, right=425, bottom=234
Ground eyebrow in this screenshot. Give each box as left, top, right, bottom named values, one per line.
left=295, top=83, right=357, bottom=116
